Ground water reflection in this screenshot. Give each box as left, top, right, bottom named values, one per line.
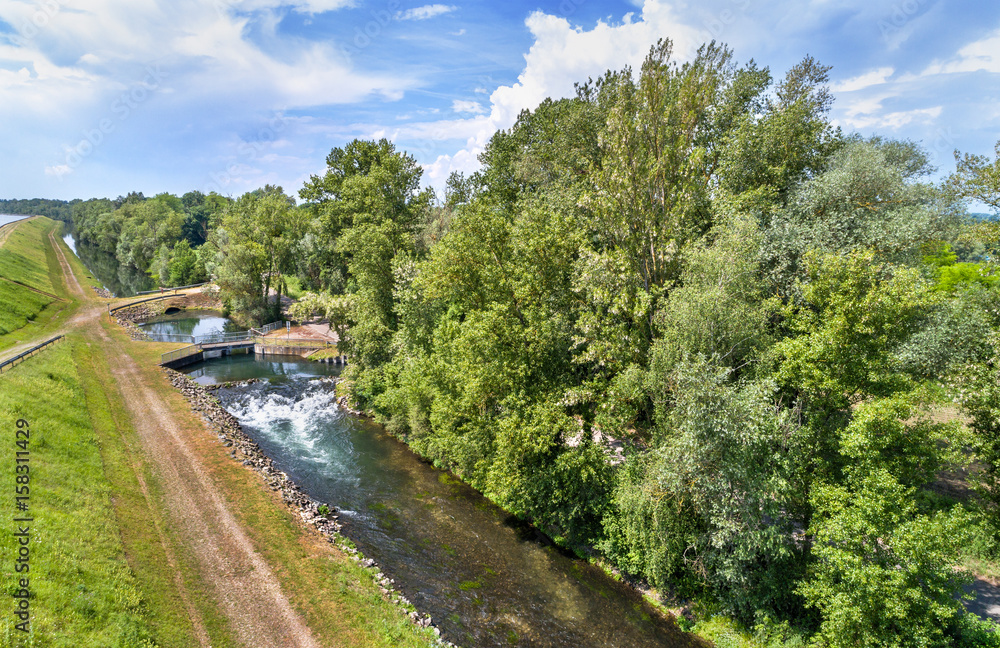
left=67, top=234, right=155, bottom=297
left=0, top=214, right=29, bottom=227
left=139, top=309, right=240, bottom=339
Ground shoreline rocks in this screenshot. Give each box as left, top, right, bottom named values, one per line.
left=162, top=368, right=455, bottom=647
left=113, top=302, right=166, bottom=341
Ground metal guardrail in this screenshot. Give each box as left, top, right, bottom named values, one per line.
left=146, top=331, right=253, bottom=345
left=135, top=282, right=210, bottom=296
left=0, top=335, right=63, bottom=373
left=198, top=331, right=254, bottom=345
left=258, top=320, right=284, bottom=335
left=109, top=294, right=175, bottom=313
left=160, top=344, right=202, bottom=365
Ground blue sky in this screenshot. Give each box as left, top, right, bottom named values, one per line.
left=1, top=0, right=998, bottom=202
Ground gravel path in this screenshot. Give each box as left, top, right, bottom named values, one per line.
left=966, top=577, right=1000, bottom=622
left=50, top=224, right=322, bottom=646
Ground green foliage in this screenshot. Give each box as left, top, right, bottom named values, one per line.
left=763, top=138, right=961, bottom=293
left=655, top=359, right=803, bottom=620
left=0, top=197, right=75, bottom=222
left=486, top=402, right=612, bottom=546
left=956, top=362, right=1000, bottom=556
left=300, top=139, right=432, bottom=369
left=799, top=469, right=972, bottom=648
left=211, top=187, right=306, bottom=325
left=951, top=139, right=1000, bottom=214
left=770, top=249, right=933, bottom=405
left=71, top=192, right=225, bottom=283
left=649, top=213, right=775, bottom=378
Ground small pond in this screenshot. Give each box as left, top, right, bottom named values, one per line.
left=140, top=309, right=240, bottom=341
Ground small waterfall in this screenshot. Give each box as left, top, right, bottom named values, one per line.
left=216, top=378, right=360, bottom=486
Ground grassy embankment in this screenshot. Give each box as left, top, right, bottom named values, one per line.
left=1, top=218, right=172, bottom=646
left=0, top=219, right=80, bottom=355
left=0, top=217, right=438, bottom=647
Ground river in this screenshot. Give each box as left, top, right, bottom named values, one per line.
left=60, top=230, right=154, bottom=297
left=182, top=354, right=695, bottom=648
left=0, top=214, right=30, bottom=227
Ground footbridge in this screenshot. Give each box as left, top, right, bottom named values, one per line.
left=159, top=325, right=340, bottom=369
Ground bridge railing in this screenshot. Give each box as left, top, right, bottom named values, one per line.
left=160, top=344, right=202, bottom=365
left=198, top=331, right=254, bottom=345
left=258, top=320, right=284, bottom=335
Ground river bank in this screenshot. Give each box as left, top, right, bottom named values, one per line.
left=163, top=368, right=456, bottom=643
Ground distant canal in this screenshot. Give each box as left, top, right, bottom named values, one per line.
left=0, top=214, right=29, bottom=227
left=60, top=230, right=155, bottom=297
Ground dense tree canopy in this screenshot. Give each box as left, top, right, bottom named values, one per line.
left=306, top=41, right=998, bottom=646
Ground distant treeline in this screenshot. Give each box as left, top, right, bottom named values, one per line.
left=71, top=191, right=231, bottom=288
left=0, top=198, right=76, bottom=222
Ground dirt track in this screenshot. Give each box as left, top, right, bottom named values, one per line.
left=96, top=324, right=320, bottom=647
left=43, top=220, right=322, bottom=645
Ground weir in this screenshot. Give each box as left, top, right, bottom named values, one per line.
left=161, top=337, right=342, bottom=368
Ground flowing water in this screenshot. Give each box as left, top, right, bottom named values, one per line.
left=184, top=354, right=696, bottom=648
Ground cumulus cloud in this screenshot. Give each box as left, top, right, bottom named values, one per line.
left=0, top=0, right=414, bottom=114
left=420, top=0, right=701, bottom=189
left=225, top=0, right=356, bottom=14
left=396, top=4, right=457, bottom=21
left=839, top=105, right=943, bottom=131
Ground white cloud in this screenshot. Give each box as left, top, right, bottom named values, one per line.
left=225, top=0, right=356, bottom=14
left=396, top=4, right=457, bottom=21
left=419, top=0, right=701, bottom=190
left=0, top=0, right=416, bottom=117
left=921, top=28, right=1000, bottom=76
left=452, top=99, right=485, bottom=114
left=837, top=105, right=943, bottom=131
left=831, top=67, right=894, bottom=93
